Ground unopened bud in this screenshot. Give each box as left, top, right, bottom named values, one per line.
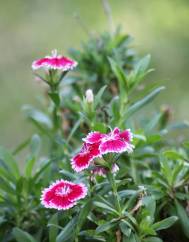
left=160, top=104, right=173, bottom=129
left=85, top=89, right=94, bottom=103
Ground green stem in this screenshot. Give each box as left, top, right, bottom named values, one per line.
left=52, top=103, right=59, bottom=132
left=130, top=158, right=138, bottom=185
left=107, top=171, right=122, bottom=215
left=48, top=72, right=62, bottom=156
left=75, top=238, right=79, bottom=242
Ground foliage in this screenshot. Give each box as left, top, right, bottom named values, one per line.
left=0, top=22, right=189, bottom=242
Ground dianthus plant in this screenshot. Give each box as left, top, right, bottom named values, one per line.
left=30, top=49, right=183, bottom=242
left=1, top=26, right=188, bottom=242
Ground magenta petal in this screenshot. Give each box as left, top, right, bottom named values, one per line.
left=47, top=56, right=77, bottom=70
left=88, top=142, right=101, bottom=157
left=112, top=127, right=120, bottom=135
left=71, top=152, right=92, bottom=172
left=32, top=58, right=49, bottom=69
left=83, top=131, right=105, bottom=144
left=119, top=129, right=133, bottom=142
left=68, top=183, right=88, bottom=202
left=71, top=143, right=101, bottom=172
left=100, top=139, right=129, bottom=154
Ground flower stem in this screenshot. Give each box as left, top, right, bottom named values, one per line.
left=107, top=171, right=122, bottom=215
left=130, top=158, right=139, bottom=185
left=75, top=238, right=79, bottom=242
left=48, top=71, right=62, bottom=155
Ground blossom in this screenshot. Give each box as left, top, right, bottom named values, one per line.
left=71, top=127, right=134, bottom=173
left=91, top=163, right=119, bottom=177
left=41, top=180, right=87, bottom=210
left=85, top=89, right=94, bottom=103
left=71, top=142, right=101, bottom=172
left=84, top=127, right=134, bottom=155
left=32, top=49, right=77, bottom=71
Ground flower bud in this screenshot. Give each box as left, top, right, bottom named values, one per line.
left=160, top=104, right=173, bottom=129
left=85, top=89, right=94, bottom=103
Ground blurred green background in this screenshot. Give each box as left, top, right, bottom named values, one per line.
left=0, top=0, right=189, bottom=149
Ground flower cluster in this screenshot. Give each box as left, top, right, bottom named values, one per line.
left=71, top=127, right=134, bottom=173
left=41, top=128, right=133, bottom=210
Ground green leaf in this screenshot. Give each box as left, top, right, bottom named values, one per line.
left=171, top=161, right=184, bottom=186
left=94, top=85, right=107, bottom=108
left=25, top=157, right=36, bottom=177
left=118, top=190, right=137, bottom=199
left=48, top=92, right=60, bottom=106
left=163, top=150, right=185, bottom=160
left=147, top=134, right=161, bottom=144
left=129, top=54, right=151, bottom=90
left=135, top=55, right=151, bottom=75
left=48, top=213, right=58, bottom=242
left=167, top=121, right=189, bottom=131
left=93, top=201, right=118, bottom=215
left=123, top=192, right=139, bottom=212
left=79, top=230, right=106, bottom=241
left=175, top=192, right=189, bottom=200
left=0, top=165, right=16, bottom=182
left=119, top=221, right=132, bottom=237
left=124, top=233, right=139, bottom=242
left=126, top=86, right=165, bottom=118
left=0, top=146, right=19, bottom=179
left=183, top=141, right=189, bottom=149
left=0, top=216, right=5, bottom=226
left=30, top=134, right=41, bottom=156
left=12, top=227, right=37, bottom=242
left=109, top=96, right=121, bottom=123
left=144, top=113, right=162, bottom=132
left=92, top=122, right=107, bottom=133
left=175, top=199, right=189, bottom=238
left=56, top=217, right=77, bottom=242
left=152, top=216, right=178, bottom=231
left=59, top=170, right=76, bottom=180
left=142, top=196, right=156, bottom=221
left=0, top=177, right=15, bottom=194
left=124, top=212, right=137, bottom=226
left=76, top=199, right=92, bottom=235
left=67, top=118, right=82, bottom=142
left=33, top=160, right=51, bottom=182
left=12, top=138, right=30, bottom=155
left=133, top=133, right=147, bottom=142
left=144, top=237, right=163, bottom=242
left=96, top=220, right=117, bottom=234
left=22, top=105, right=53, bottom=129
left=108, top=57, right=128, bottom=102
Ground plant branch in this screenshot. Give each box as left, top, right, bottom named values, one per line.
left=107, top=171, right=122, bottom=215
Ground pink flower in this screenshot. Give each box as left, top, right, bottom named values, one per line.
left=32, top=49, right=77, bottom=71
left=84, top=127, right=134, bottom=155
left=41, top=180, right=87, bottom=210
left=71, top=142, right=101, bottom=172
left=71, top=127, right=134, bottom=173
left=91, top=163, right=119, bottom=177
